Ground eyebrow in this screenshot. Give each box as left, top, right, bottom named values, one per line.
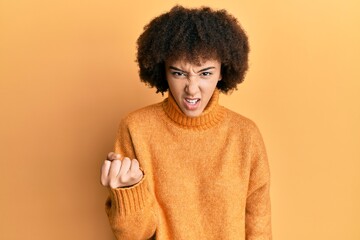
left=169, top=66, right=216, bottom=73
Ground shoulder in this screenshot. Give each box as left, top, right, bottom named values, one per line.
left=120, top=102, right=164, bottom=129
left=223, top=107, right=260, bottom=133
left=221, top=107, right=266, bottom=146
left=223, top=108, right=268, bottom=160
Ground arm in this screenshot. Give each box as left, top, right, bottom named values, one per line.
left=105, top=176, right=157, bottom=239
left=245, top=125, right=272, bottom=240
left=102, top=118, right=157, bottom=240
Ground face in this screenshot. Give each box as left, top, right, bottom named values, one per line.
left=165, top=58, right=222, bottom=117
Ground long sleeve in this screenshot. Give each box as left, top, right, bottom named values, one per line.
left=245, top=124, right=272, bottom=240
left=105, top=118, right=158, bottom=240
left=103, top=96, right=272, bottom=239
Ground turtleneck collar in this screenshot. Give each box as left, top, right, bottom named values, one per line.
left=162, top=89, right=226, bottom=130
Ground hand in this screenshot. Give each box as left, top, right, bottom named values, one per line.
left=100, top=152, right=144, bottom=189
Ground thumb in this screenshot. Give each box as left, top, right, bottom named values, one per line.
left=107, top=152, right=122, bottom=161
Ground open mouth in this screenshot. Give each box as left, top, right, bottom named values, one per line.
left=185, top=98, right=200, bottom=105
left=183, top=98, right=201, bottom=111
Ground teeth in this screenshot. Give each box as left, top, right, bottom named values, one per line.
left=186, top=99, right=198, bottom=104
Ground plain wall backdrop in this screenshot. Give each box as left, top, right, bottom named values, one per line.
left=1, top=0, right=359, bottom=239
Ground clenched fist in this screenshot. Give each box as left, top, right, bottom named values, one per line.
left=100, top=152, right=144, bottom=189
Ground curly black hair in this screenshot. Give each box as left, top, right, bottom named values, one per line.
left=136, top=5, right=249, bottom=94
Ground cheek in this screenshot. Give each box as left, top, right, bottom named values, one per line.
left=200, top=81, right=218, bottom=98
left=168, top=80, right=184, bottom=95
left=201, top=78, right=219, bottom=90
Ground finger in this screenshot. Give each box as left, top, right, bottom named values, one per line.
left=130, top=159, right=143, bottom=181
left=109, top=159, right=121, bottom=178
left=101, top=160, right=112, bottom=176
left=100, top=160, right=111, bottom=185
left=130, top=159, right=140, bottom=173
left=119, top=157, right=131, bottom=176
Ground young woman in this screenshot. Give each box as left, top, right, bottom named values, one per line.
left=100, top=5, right=272, bottom=239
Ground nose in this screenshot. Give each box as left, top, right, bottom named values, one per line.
left=185, top=76, right=199, bottom=96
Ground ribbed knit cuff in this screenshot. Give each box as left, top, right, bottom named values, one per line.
left=108, top=176, right=149, bottom=217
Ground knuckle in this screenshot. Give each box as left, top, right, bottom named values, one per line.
left=129, top=172, right=137, bottom=179
left=119, top=174, right=129, bottom=183
left=112, top=160, right=121, bottom=169
left=130, top=170, right=140, bottom=180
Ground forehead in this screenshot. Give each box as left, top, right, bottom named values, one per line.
left=165, top=58, right=221, bottom=68
left=165, top=47, right=220, bottom=65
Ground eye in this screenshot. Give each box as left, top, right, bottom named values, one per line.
left=200, top=72, right=213, bottom=77
left=171, top=71, right=187, bottom=78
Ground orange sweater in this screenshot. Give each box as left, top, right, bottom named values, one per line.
left=105, top=90, right=272, bottom=239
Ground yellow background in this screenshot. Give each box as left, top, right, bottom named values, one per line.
left=1, top=0, right=359, bottom=239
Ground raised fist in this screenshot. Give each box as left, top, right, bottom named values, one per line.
left=100, top=152, right=143, bottom=189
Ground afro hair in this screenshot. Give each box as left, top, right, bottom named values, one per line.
left=136, top=5, right=250, bottom=94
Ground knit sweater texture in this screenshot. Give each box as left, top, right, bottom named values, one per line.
left=105, top=90, right=272, bottom=240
